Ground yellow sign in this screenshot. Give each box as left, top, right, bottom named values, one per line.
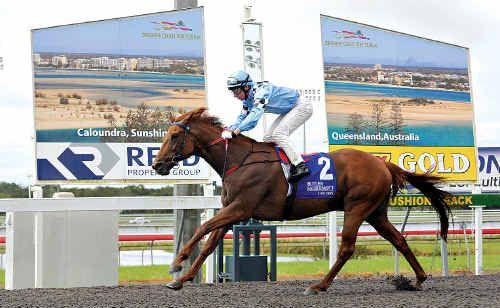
left=389, top=195, right=474, bottom=207
left=329, top=145, right=477, bottom=181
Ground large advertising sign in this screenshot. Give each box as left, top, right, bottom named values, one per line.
left=478, top=147, right=500, bottom=192
left=32, top=8, right=210, bottom=183
left=447, top=147, right=500, bottom=193
left=320, top=15, right=476, bottom=181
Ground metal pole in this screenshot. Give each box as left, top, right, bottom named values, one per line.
left=393, top=248, right=399, bottom=275
left=233, top=226, right=240, bottom=282
left=254, top=231, right=260, bottom=255
left=242, top=230, right=251, bottom=256
left=440, top=236, right=449, bottom=276
left=472, top=205, right=484, bottom=275
left=150, top=241, right=154, bottom=266
left=203, top=183, right=216, bottom=283
left=328, top=211, right=337, bottom=268
left=270, top=227, right=277, bottom=281
left=217, top=237, right=224, bottom=283
left=394, top=207, right=411, bottom=274
left=462, top=222, right=471, bottom=272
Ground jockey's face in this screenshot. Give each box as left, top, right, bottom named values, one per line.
left=231, top=86, right=251, bottom=101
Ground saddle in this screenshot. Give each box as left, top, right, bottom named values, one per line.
left=274, top=147, right=337, bottom=200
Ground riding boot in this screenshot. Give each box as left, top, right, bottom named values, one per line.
left=289, top=162, right=310, bottom=182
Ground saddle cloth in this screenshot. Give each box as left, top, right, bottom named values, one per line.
left=274, top=147, right=337, bottom=199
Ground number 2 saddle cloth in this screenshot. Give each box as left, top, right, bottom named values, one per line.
left=274, top=147, right=337, bottom=200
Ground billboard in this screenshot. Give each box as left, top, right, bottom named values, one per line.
left=32, top=7, right=210, bottom=183
left=478, top=147, right=500, bottom=192
left=320, top=15, right=476, bottom=181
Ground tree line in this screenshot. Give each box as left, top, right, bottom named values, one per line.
left=0, top=182, right=174, bottom=199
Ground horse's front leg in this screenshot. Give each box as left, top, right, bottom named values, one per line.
left=167, top=225, right=230, bottom=290
left=169, top=200, right=248, bottom=276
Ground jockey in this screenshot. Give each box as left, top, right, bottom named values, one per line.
left=222, top=70, right=313, bottom=182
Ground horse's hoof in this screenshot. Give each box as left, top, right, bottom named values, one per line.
left=303, top=286, right=319, bottom=296
left=414, top=283, right=423, bottom=291
left=169, top=264, right=183, bottom=274
left=391, top=275, right=419, bottom=291
left=166, top=280, right=183, bottom=291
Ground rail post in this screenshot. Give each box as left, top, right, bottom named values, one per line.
left=471, top=205, right=485, bottom=275
left=328, top=211, right=337, bottom=268
left=203, top=182, right=216, bottom=283
left=394, top=207, right=411, bottom=274
left=440, top=236, right=449, bottom=276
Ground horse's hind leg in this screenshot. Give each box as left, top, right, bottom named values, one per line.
left=366, top=211, right=427, bottom=290
left=304, top=208, right=365, bottom=295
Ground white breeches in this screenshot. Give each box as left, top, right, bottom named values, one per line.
left=263, top=98, right=313, bottom=165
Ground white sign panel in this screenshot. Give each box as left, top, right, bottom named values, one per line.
left=37, top=143, right=210, bottom=182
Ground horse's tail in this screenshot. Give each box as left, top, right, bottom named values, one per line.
left=386, top=162, right=452, bottom=241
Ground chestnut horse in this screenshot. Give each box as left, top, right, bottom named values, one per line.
left=152, top=108, right=451, bottom=295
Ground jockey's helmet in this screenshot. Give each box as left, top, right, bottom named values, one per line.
left=227, top=70, right=253, bottom=90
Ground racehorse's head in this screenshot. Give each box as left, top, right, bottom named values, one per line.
left=152, top=107, right=208, bottom=175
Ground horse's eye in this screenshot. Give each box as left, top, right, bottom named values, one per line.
left=171, top=134, right=179, bottom=142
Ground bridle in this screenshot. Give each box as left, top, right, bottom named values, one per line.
left=170, top=121, right=231, bottom=181
left=170, top=121, right=192, bottom=164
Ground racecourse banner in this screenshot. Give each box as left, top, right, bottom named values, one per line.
left=31, top=8, right=210, bottom=183
left=320, top=15, right=477, bottom=181
left=478, top=147, right=500, bottom=192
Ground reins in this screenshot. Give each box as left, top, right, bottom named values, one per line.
left=172, top=122, right=280, bottom=182
left=208, top=137, right=280, bottom=181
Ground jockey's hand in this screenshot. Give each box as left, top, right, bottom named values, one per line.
left=233, top=128, right=241, bottom=135
left=221, top=129, right=233, bottom=139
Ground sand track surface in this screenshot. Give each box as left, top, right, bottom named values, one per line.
left=0, top=275, right=498, bottom=307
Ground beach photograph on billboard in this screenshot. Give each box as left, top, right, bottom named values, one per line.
left=320, top=15, right=476, bottom=181
left=32, top=7, right=209, bottom=183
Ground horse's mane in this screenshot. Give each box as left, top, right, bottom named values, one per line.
left=175, top=107, right=259, bottom=144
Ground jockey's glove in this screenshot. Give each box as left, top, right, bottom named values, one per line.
left=221, top=130, right=233, bottom=139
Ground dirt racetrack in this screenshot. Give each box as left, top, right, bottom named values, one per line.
left=0, top=274, right=498, bottom=308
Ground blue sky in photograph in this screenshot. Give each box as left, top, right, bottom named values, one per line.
left=321, top=15, right=468, bottom=69
left=32, top=8, right=204, bottom=57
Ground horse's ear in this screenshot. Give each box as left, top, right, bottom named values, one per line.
left=166, top=112, right=175, bottom=123
left=191, top=107, right=207, bottom=119
left=183, top=107, right=207, bottom=122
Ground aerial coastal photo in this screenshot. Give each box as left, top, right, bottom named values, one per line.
left=321, top=16, right=474, bottom=147
left=32, top=9, right=206, bottom=143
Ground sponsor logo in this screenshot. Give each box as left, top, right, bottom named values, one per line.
left=398, top=152, right=470, bottom=174
left=126, top=146, right=203, bottom=178
left=478, top=154, right=500, bottom=174
left=477, top=151, right=500, bottom=192
left=37, top=143, right=119, bottom=180
left=142, top=19, right=200, bottom=40
left=389, top=195, right=473, bottom=207
left=329, top=145, right=477, bottom=181
left=325, top=27, right=377, bottom=48
left=151, top=20, right=192, bottom=32
left=37, top=143, right=209, bottom=181
left=333, top=29, right=370, bottom=40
